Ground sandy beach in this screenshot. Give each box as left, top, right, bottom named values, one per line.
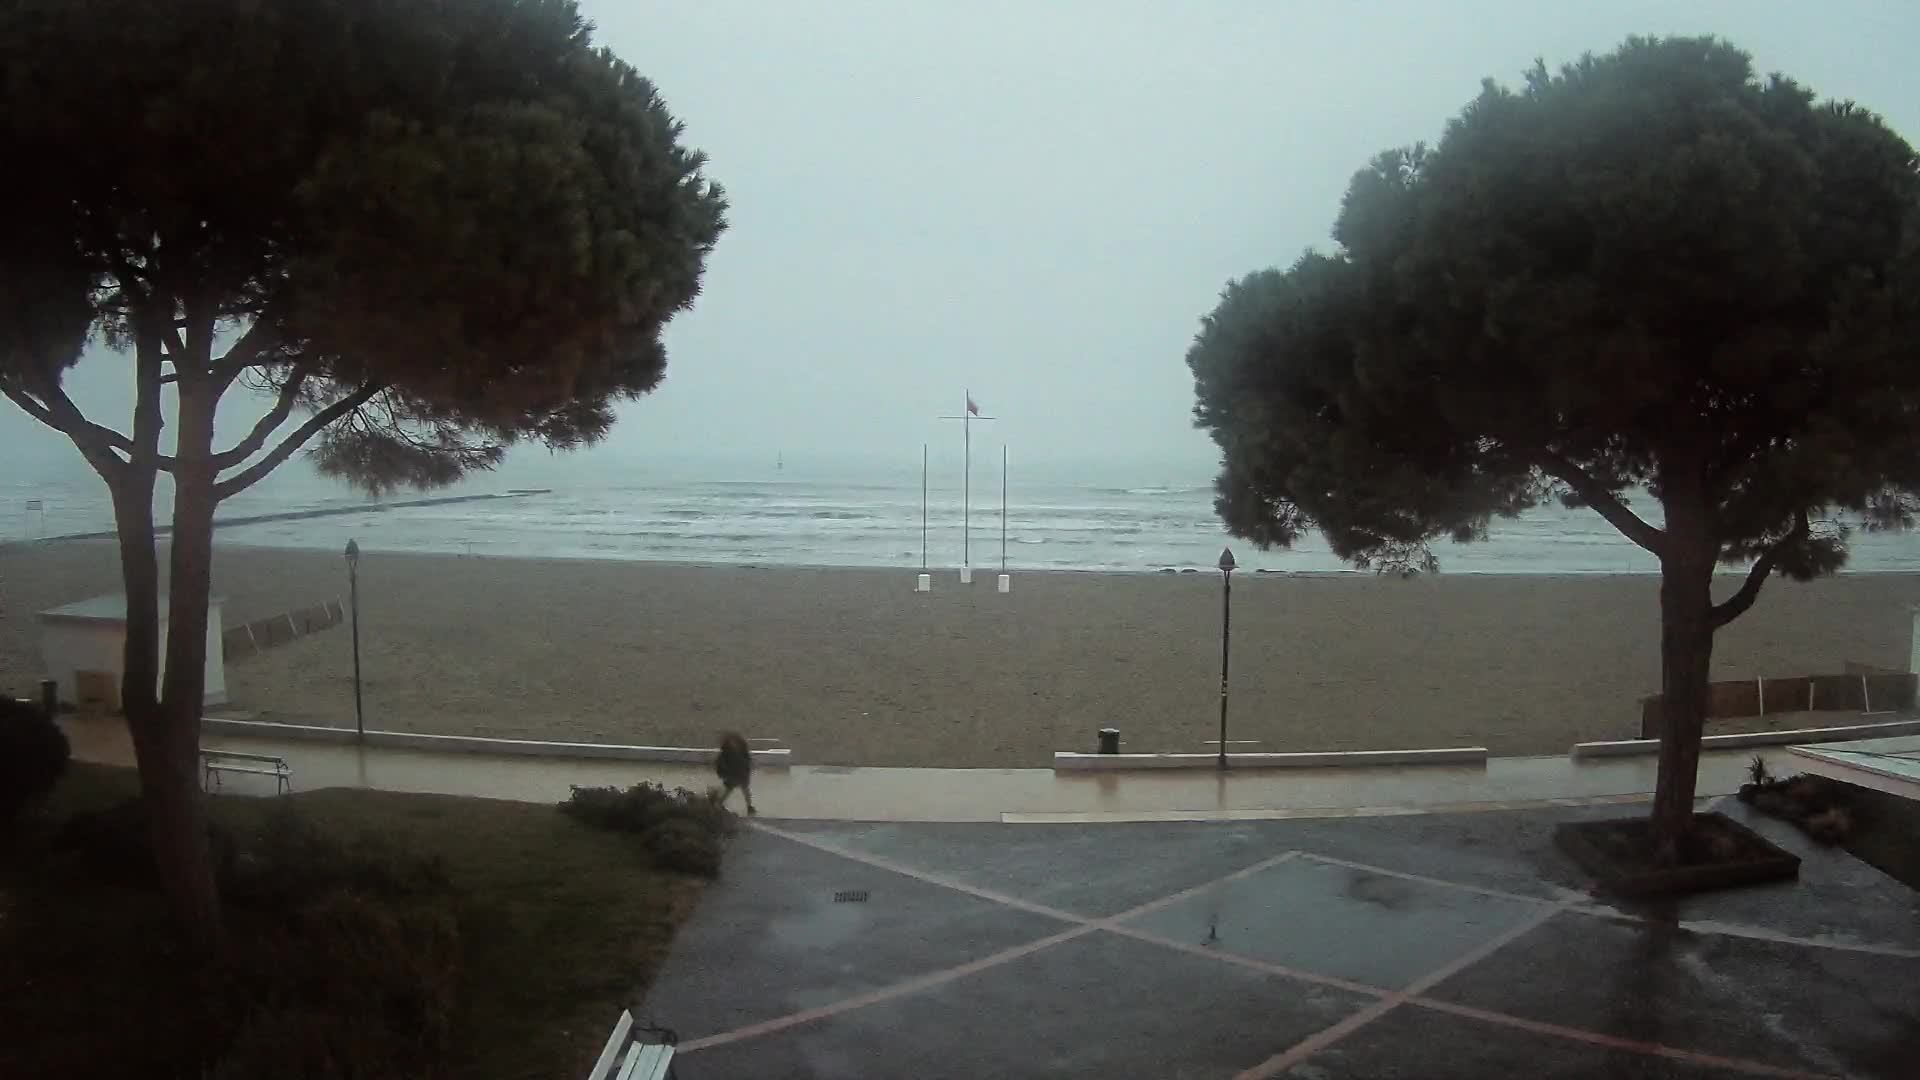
left=4, top=541, right=1919, bottom=767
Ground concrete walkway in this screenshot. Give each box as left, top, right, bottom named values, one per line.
left=68, top=714, right=1809, bottom=823
left=647, top=801, right=1920, bottom=1078
left=64, top=716, right=1920, bottom=1074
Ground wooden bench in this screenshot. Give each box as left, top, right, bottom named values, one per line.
left=587, top=1010, right=676, bottom=1080
left=199, top=749, right=291, bottom=795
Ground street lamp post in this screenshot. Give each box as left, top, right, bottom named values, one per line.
left=1217, top=547, right=1235, bottom=771
left=345, top=539, right=364, bottom=743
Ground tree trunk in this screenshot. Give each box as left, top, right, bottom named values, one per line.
left=1651, top=498, right=1717, bottom=866
left=152, top=375, right=226, bottom=948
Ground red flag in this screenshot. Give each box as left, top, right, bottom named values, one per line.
left=966, top=393, right=980, bottom=416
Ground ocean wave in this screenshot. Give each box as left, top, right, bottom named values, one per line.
left=1087, top=486, right=1209, bottom=497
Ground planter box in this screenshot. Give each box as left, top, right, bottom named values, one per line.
left=1554, top=812, right=1800, bottom=897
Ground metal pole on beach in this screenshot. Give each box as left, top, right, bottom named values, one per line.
left=345, top=539, right=364, bottom=743
left=922, top=443, right=929, bottom=570
left=1001, top=444, right=1008, bottom=572
left=1217, top=547, right=1235, bottom=771
left=938, top=392, right=993, bottom=580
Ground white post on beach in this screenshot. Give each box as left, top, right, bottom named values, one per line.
left=1909, top=604, right=1920, bottom=674
left=921, top=443, right=929, bottom=571
left=939, top=390, right=994, bottom=583
left=999, top=444, right=1012, bottom=593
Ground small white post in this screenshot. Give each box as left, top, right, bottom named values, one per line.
left=915, top=573, right=931, bottom=593
left=1909, top=605, right=1920, bottom=674
left=959, top=567, right=973, bottom=584
left=997, top=574, right=1010, bottom=593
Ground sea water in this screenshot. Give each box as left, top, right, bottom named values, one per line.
left=8, top=456, right=1920, bottom=575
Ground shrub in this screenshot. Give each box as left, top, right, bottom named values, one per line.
left=222, top=811, right=450, bottom=911
left=1804, top=807, right=1854, bottom=846
left=57, top=797, right=177, bottom=886
left=642, top=817, right=723, bottom=878
left=212, top=890, right=462, bottom=1080
left=0, top=697, right=70, bottom=826
left=58, top=800, right=449, bottom=910
left=560, top=782, right=732, bottom=875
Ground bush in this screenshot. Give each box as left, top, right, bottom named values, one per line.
left=212, top=890, right=463, bottom=1080
left=222, top=810, right=450, bottom=911
left=1804, top=806, right=1854, bottom=846
left=560, top=782, right=731, bottom=876
left=0, top=697, right=70, bottom=826
left=58, top=800, right=448, bottom=909
left=642, top=817, right=723, bottom=878
left=57, top=797, right=178, bottom=886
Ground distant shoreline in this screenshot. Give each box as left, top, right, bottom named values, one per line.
left=12, top=536, right=1920, bottom=579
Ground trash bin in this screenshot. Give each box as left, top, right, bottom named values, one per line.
left=1098, top=727, right=1120, bottom=755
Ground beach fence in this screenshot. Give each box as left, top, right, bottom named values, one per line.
left=1638, top=670, right=1918, bottom=738
left=222, top=599, right=346, bottom=663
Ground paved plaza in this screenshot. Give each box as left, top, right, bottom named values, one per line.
left=646, top=800, right=1920, bottom=1078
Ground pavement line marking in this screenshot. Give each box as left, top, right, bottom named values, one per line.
left=749, top=822, right=1086, bottom=924
left=1304, top=852, right=1920, bottom=959
left=1294, top=852, right=1555, bottom=906
left=710, top=825, right=1876, bottom=1075
left=1407, top=999, right=1837, bottom=1080
left=1233, top=999, right=1401, bottom=1079
left=1103, top=923, right=1388, bottom=1000
left=1233, top=903, right=1565, bottom=1080
left=674, top=925, right=1096, bottom=1054
left=1104, top=851, right=1300, bottom=922
left=752, top=824, right=1297, bottom=929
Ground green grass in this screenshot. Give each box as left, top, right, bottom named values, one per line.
left=0, top=764, right=710, bottom=1079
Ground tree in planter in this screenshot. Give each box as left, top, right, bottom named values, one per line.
left=0, top=0, right=726, bottom=945
left=1187, top=36, right=1920, bottom=862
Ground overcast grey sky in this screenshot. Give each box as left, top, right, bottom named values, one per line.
left=10, top=0, right=1920, bottom=481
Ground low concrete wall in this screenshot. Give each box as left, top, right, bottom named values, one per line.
left=198, top=716, right=791, bottom=766
left=1053, top=747, right=1488, bottom=771
left=1572, top=717, right=1920, bottom=759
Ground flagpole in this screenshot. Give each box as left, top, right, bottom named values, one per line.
left=921, top=443, right=928, bottom=571
left=939, top=391, right=993, bottom=580
left=1001, top=444, right=1008, bottom=572
left=963, top=389, right=970, bottom=571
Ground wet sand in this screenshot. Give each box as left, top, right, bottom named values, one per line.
left=4, top=542, right=1918, bottom=767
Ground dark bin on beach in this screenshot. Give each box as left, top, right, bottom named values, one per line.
left=1098, top=728, right=1120, bottom=754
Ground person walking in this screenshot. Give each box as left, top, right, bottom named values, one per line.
left=714, top=732, right=756, bottom=815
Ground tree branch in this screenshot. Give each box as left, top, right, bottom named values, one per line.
left=1536, top=452, right=1667, bottom=556
left=209, top=319, right=279, bottom=390
left=1, top=382, right=130, bottom=481
left=210, top=366, right=311, bottom=469
left=1711, top=510, right=1810, bottom=629
left=213, top=383, right=382, bottom=501
left=0, top=378, right=135, bottom=455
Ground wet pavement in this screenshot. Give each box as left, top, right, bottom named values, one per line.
left=644, top=800, right=1920, bottom=1079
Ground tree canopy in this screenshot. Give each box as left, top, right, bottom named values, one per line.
left=0, top=0, right=726, bottom=944
left=1188, top=35, right=1920, bottom=857
left=1190, top=36, right=1920, bottom=588
left=1, top=0, right=727, bottom=494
